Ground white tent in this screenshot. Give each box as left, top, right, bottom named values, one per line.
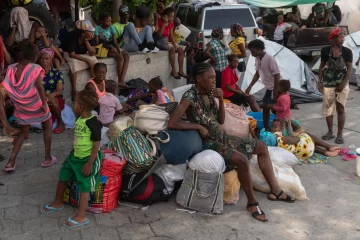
left=241, top=37, right=322, bottom=103
left=312, top=31, right=360, bottom=85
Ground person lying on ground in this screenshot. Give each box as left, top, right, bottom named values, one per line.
left=30, top=26, right=65, bottom=69
left=3, top=42, right=55, bottom=172
left=99, top=80, right=128, bottom=127
left=318, top=29, right=352, bottom=144
left=62, top=20, right=98, bottom=100
left=42, top=90, right=103, bottom=229
left=251, top=119, right=341, bottom=158
left=121, top=5, right=159, bottom=53
left=85, top=62, right=107, bottom=99
left=95, top=12, right=129, bottom=89
left=156, top=7, right=187, bottom=79
left=168, top=62, right=297, bottom=222
left=222, top=54, right=260, bottom=112
left=38, top=48, right=66, bottom=134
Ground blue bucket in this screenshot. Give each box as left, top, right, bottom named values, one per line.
left=247, top=112, right=276, bottom=130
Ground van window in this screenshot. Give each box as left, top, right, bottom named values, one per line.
left=203, top=8, right=255, bottom=29
left=186, top=8, right=200, bottom=28
left=177, top=7, right=188, bottom=24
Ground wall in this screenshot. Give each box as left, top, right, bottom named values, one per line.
left=60, top=51, right=187, bottom=106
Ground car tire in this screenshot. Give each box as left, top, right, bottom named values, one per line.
left=0, top=5, right=56, bottom=38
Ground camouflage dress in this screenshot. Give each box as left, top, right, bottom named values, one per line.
left=182, top=86, right=256, bottom=164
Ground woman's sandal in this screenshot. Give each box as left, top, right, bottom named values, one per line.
left=247, top=202, right=268, bottom=222
left=268, top=190, right=295, bottom=203
left=178, top=72, right=188, bottom=78
left=171, top=73, right=181, bottom=79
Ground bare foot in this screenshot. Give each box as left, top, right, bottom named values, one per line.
left=41, top=156, right=53, bottom=166
left=328, top=146, right=341, bottom=152
left=325, top=150, right=340, bottom=157
left=64, top=215, right=88, bottom=227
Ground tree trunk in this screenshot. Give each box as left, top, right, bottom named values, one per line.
left=112, top=0, right=122, bottom=22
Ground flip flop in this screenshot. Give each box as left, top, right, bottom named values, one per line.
left=4, top=164, right=16, bottom=172
left=343, top=154, right=356, bottom=161
left=63, top=217, right=90, bottom=228
left=41, top=204, right=65, bottom=214
left=339, top=148, right=350, bottom=155
left=178, top=72, right=188, bottom=78
left=41, top=156, right=57, bottom=168
left=54, top=127, right=65, bottom=134
left=335, top=136, right=344, bottom=144
left=171, top=73, right=181, bottom=79
left=322, top=133, right=335, bottom=141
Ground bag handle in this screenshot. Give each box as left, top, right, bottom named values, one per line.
left=146, top=131, right=170, bottom=156
left=193, top=170, right=222, bottom=198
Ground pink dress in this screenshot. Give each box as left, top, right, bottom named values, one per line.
left=3, top=63, right=51, bottom=125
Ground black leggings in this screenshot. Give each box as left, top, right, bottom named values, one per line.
left=227, top=93, right=250, bottom=107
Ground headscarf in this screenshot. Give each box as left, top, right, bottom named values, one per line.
left=40, top=48, right=54, bottom=59
left=10, top=7, right=34, bottom=43
left=328, top=28, right=344, bottom=41
left=230, top=23, right=246, bottom=39
left=211, top=26, right=223, bottom=39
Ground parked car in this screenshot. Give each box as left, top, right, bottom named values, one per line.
left=259, top=5, right=349, bottom=56
left=175, top=1, right=258, bottom=52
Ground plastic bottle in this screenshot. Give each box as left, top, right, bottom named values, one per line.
left=356, top=148, right=360, bottom=177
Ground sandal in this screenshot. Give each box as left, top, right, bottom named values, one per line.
left=4, top=163, right=16, bottom=172
left=322, top=133, right=335, bottom=141
left=268, top=190, right=295, bottom=203
left=247, top=202, right=268, bottom=222
left=54, top=127, right=65, bottom=134
left=178, top=72, right=188, bottom=78
left=171, top=73, right=181, bottom=80
left=335, top=136, right=344, bottom=144
left=41, top=203, right=65, bottom=214
left=41, top=156, right=58, bottom=168
left=63, top=217, right=90, bottom=228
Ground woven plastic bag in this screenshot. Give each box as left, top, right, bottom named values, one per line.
left=249, top=155, right=308, bottom=200
left=223, top=102, right=249, bottom=138
left=223, top=170, right=240, bottom=205
left=63, top=150, right=126, bottom=213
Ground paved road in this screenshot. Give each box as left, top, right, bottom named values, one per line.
left=0, top=85, right=360, bottom=240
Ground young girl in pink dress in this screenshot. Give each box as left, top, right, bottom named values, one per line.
left=2, top=42, right=56, bottom=172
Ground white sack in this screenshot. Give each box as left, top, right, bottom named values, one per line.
left=189, top=150, right=226, bottom=174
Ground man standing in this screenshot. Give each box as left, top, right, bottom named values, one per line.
left=245, top=39, right=281, bottom=130
left=318, top=29, right=352, bottom=144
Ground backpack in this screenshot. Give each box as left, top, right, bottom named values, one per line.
left=108, top=126, right=155, bottom=175
left=120, top=171, right=170, bottom=205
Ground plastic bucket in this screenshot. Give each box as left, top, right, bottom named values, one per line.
left=175, top=24, right=191, bottom=39
left=247, top=112, right=276, bottom=130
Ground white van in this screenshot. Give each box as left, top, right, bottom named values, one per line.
left=176, top=2, right=258, bottom=51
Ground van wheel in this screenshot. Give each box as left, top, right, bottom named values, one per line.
left=0, top=5, right=56, bottom=38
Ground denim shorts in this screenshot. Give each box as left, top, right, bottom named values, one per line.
left=263, top=89, right=274, bottom=105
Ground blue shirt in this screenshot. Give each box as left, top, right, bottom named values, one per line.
left=95, top=25, right=116, bottom=42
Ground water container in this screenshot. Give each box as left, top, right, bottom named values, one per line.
left=356, top=148, right=360, bottom=177
left=175, top=24, right=191, bottom=39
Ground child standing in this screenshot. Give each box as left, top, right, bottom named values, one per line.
left=99, top=80, right=126, bottom=126
left=3, top=42, right=56, bottom=171
left=271, top=80, right=293, bottom=136
left=42, top=89, right=103, bottom=228
left=85, top=63, right=107, bottom=99
left=273, top=15, right=292, bottom=45
left=31, top=26, right=66, bottom=70
left=95, top=12, right=129, bottom=88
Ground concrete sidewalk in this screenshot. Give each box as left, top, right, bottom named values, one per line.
left=0, top=88, right=360, bottom=240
